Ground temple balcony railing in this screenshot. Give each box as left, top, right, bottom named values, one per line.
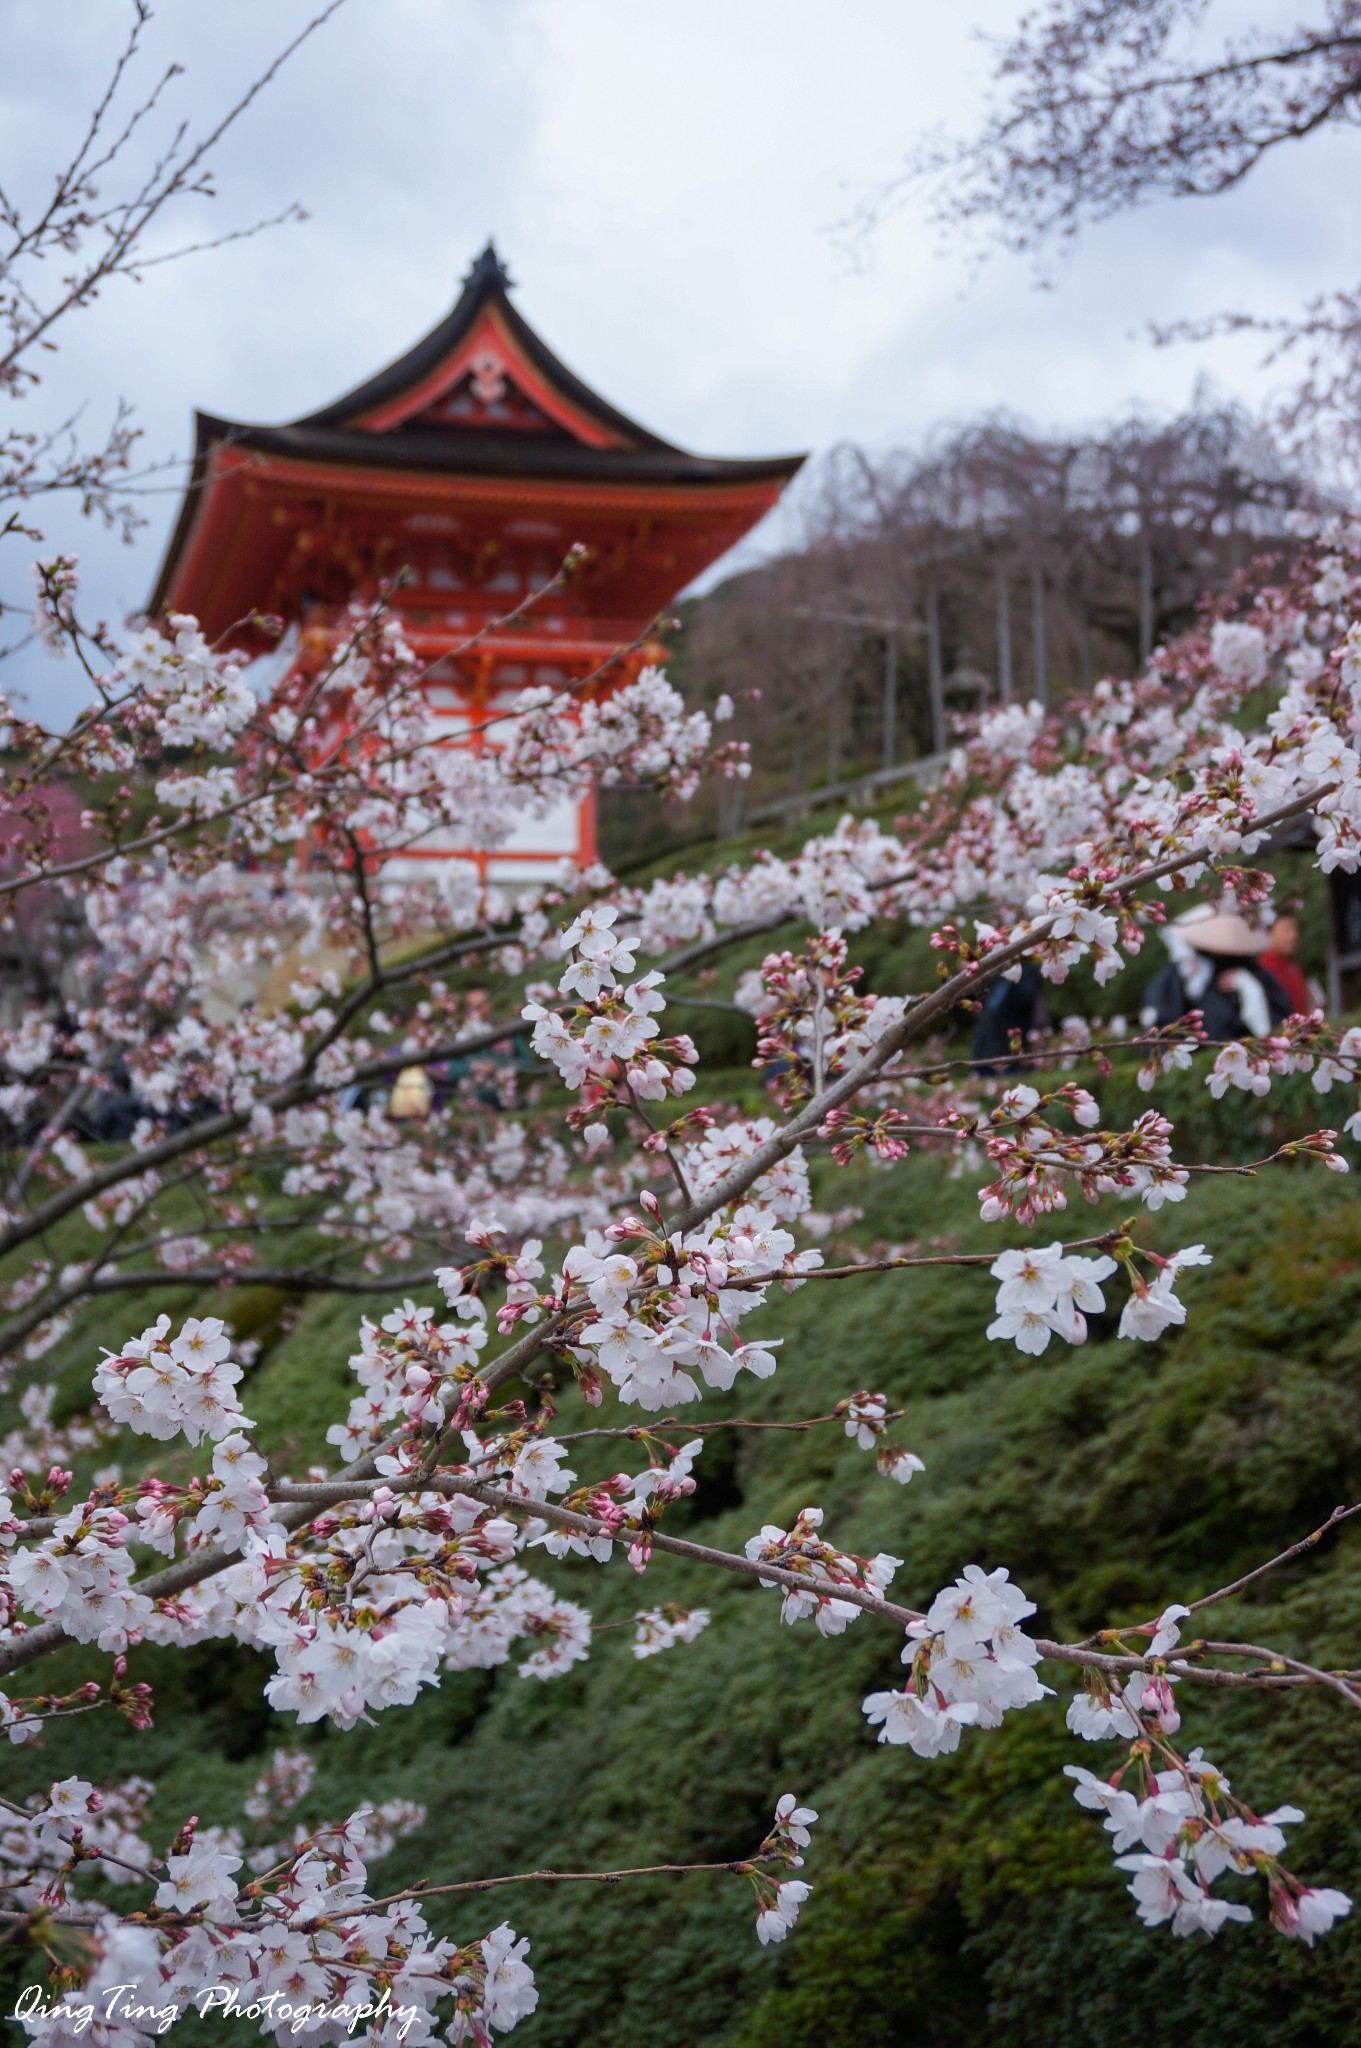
left=298, top=599, right=662, bottom=668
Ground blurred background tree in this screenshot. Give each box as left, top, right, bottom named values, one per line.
left=603, top=390, right=1312, bottom=867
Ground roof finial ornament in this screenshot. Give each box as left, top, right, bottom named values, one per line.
left=463, top=240, right=513, bottom=290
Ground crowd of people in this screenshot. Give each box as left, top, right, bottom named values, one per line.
left=973, top=904, right=1322, bottom=1071
left=6, top=912, right=1325, bottom=1142
left=1139, top=906, right=1317, bottom=1038
left=5, top=991, right=524, bottom=1147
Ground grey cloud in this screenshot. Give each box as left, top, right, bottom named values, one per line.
left=4, top=0, right=1356, bottom=720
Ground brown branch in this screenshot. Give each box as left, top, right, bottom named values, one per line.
left=364, top=1853, right=756, bottom=1910
left=268, top=1472, right=924, bottom=1626
left=1185, top=1503, right=1361, bottom=1614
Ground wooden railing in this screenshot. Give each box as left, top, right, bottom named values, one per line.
left=739, top=750, right=951, bottom=829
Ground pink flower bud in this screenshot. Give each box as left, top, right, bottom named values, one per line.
left=1139, top=1675, right=1181, bottom=1733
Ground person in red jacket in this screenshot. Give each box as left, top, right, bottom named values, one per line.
left=1259, top=911, right=1317, bottom=1017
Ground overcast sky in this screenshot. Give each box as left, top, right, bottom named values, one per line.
left=6, top=0, right=1359, bottom=722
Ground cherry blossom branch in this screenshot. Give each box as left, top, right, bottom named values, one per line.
left=472, top=782, right=1333, bottom=1403
left=541, top=1407, right=905, bottom=1444
left=266, top=1473, right=925, bottom=1626
left=1070, top=1501, right=1361, bottom=1669
left=1, top=546, right=590, bottom=900
left=1186, top=1503, right=1361, bottom=1613
left=256, top=1473, right=1361, bottom=1705
left=1198, top=1642, right=1361, bottom=1712
left=452, top=1491, right=1358, bottom=1705
left=364, top=1854, right=761, bottom=1909
left=0, top=1848, right=754, bottom=1927
left=0, top=2, right=351, bottom=383
left=667, top=784, right=1334, bottom=1231
left=717, top=1231, right=1125, bottom=1285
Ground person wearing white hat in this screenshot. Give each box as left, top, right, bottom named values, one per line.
left=1140, top=905, right=1291, bottom=1039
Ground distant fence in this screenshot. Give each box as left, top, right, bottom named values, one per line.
left=738, top=750, right=951, bottom=831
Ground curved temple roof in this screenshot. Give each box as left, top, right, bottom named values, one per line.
left=295, top=242, right=676, bottom=447
left=151, top=244, right=805, bottom=617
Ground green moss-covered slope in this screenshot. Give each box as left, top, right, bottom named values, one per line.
left=9, top=1136, right=1361, bottom=2045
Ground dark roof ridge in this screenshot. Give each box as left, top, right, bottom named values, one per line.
left=186, top=411, right=806, bottom=486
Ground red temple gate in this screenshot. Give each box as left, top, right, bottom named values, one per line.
left=151, top=244, right=804, bottom=881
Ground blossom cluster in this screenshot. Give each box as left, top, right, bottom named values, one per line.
left=863, top=1565, right=1047, bottom=1756
left=986, top=1240, right=1212, bottom=1354
left=747, top=930, right=907, bottom=1110
left=632, top=1603, right=711, bottom=1658
left=5, top=1776, right=537, bottom=2047
left=972, top=1082, right=1192, bottom=1223
left=93, top=1315, right=251, bottom=1445
left=502, top=663, right=741, bottom=804
left=841, top=1390, right=925, bottom=1483
left=746, top=1507, right=902, bottom=1635
left=562, top=1221, right=794, bottom=1412
left=523, top=902, right=698, bottom=1104
left=1067, top=1751, right=1350, bottom=1943
left=5, top=1491, right=153, bottom=1653
left=752, top=1794, right=819, bottom=1945
left=325, top=1294, right=489, bottom=1460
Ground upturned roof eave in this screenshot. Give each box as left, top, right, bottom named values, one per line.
left=147, top=411, right=805, bottom=616
left=183, top=413, right=807, bottom=489
left=147, top=410, right=223, bottom=618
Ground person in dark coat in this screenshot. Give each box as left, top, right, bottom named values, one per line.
left=972, top=960, right=1050, bottom=1071
left=1141, top=908, right=1290, bottom=1039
